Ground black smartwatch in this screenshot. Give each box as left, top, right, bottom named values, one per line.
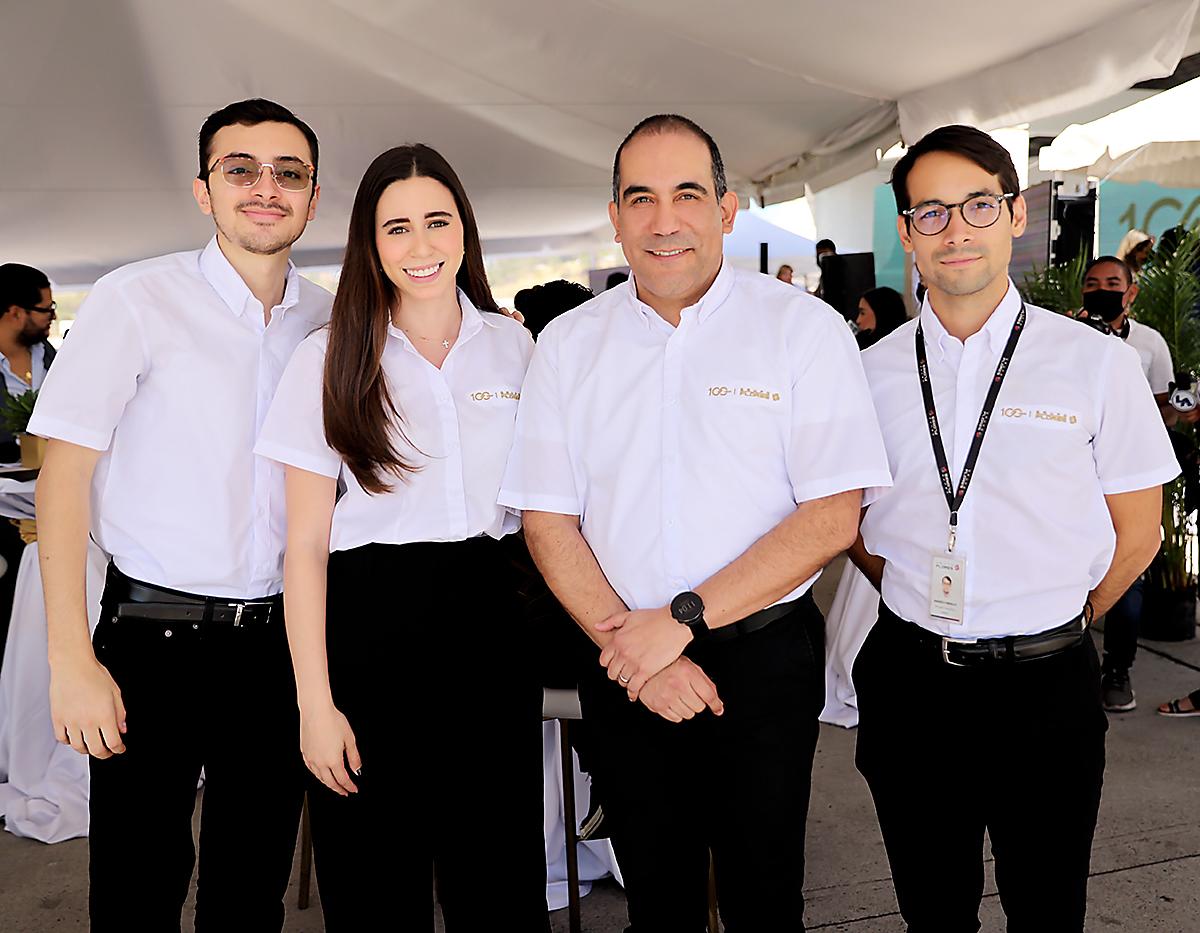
left=671, top=590, right=709, bottom=640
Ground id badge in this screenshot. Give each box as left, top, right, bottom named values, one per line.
left=929, top=553, right=967, bottom=624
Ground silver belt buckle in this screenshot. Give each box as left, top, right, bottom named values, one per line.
left=941, top=636, right=972, bottom=667
left=232, top=603, right=244, bottom=627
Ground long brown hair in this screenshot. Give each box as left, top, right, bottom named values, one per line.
left=323, top=144, right=499, bottom=494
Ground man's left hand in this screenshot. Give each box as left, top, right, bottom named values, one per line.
left=596, top=606, right=692, bottom=698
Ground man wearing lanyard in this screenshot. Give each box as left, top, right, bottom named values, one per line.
left=31, top=99, right=331, bottom=931
left=849, top=124, right=1178, bottom=931
left=500, top=114, right=891, bottom=930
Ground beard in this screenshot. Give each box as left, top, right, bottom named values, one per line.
left=18, top=325, right=48, bottom=347
left=212, top=201, right=305, bottom=256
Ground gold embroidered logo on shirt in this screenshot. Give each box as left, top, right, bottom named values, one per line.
left=469, top=389, right=520, bottom=402
left=707, top=386, right=781, bottom=402
left=1000, top=406, right=1077, bottom=425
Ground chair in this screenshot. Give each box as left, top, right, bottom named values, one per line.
left=544, top=686, right=584, bottom=933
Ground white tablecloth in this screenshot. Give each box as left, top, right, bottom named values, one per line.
left=542, top=720, right=623, bottom=909
left=819, top=561, right=880, bottom=729
left=0, top=540, right=107, bottom=842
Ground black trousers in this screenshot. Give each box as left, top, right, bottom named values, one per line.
left=853, top=605, right=1108, bottom=933
left=308, top=538, right=550, bottom=933
left=580, top=594, right=825, bottom=933
left=89, top=565, right=304, bottom=932
left=1102, top=576, right=1143, bottom=674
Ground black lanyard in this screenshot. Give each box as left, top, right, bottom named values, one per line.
left=915, top=302, right=1026, bottom=553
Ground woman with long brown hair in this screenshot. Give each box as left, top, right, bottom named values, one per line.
left=256, top=145, right=549, bottom=930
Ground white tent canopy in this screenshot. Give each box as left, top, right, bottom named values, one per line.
left=1039, top=75, right=1200, bottom=185
left=4, top=0, right=1199, bottom=282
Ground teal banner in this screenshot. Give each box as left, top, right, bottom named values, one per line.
left=1099, top=180, right=1200, bottom=254
left=872, top=184, right=905, bottom=294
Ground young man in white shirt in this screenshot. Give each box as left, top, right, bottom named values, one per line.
left=31, top=99, right=332, bottom=932
left=849, top=124, right=1178, bottom=932
left=500, top=114, right=891, bottom=931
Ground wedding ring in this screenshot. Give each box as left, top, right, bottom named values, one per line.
left=619, top=674, right=631, bottom=685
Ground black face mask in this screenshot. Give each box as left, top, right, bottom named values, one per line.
left=1082, top=288, right=1127, bottom=323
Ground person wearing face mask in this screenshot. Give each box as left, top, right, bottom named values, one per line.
left=1077, top=256, right=1179, bottom=714
left=1078, top=256, right=1174, bottom=408
left=255, top=144, right=549, bottom=931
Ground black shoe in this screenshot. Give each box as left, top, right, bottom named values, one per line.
left=1102, top=669, right=1137, bottom=712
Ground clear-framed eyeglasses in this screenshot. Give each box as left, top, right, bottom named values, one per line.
left=206, top=155, right=315, bottom=192
left=901, top=193, right=1016, bottom=236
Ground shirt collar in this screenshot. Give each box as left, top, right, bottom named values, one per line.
left=199, top=236, right=300, bottom=320
left=624, top=260, right=736, bottom=330
left=919, top=277, right=1021, bottom=361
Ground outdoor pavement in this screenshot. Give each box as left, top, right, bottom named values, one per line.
left=2, top=557, right=1199, bottom=931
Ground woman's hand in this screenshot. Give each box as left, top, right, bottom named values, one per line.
left=300, top=703, right=362, bottom=797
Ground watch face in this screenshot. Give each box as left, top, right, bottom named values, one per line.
left=673, top=591, right=703, bottom=622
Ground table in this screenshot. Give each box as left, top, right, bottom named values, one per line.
left=820, top=561, right=880, bottom=729
left=0, top=540, right=107, bottom=842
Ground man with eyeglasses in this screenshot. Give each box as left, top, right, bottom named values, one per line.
left=29, top=99, right=331, bottom=931
left=0, top=263, right=58, bottom=664
left=847, top=124, right=1178, bottom=931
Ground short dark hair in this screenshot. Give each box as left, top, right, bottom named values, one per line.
left=513, top=279, right=594, bottom=338
left=1084, top=255, right=1133, bottom=289
left=605, top=271, right=629, bottom=290
left=198, top=98, right=320, bottom=183
left=891, top=124, right=1020, bottom=222
left=612, top=114, right=727, bottom=205
left=815, top=239, right=836, bottom=253
left=0, top=263, right=51, bottom=314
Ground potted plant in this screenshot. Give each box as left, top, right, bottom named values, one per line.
left=0, top=389, right=44, bottom=469
left=1126, top=226, right=1200, bottom=640
left=1020, top=251, right=1088, bottom=316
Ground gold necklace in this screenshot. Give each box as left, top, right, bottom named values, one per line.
left=403, top=331, right=453, bottom=350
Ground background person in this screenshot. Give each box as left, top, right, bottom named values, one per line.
left=855, top=286, right=908, bottom=349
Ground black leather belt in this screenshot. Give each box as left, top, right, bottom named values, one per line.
left=881, top=604, right=1088, bottom=666
left=106, top=564, right=280, bottom=627
left=705, top=591, right=813, bottom=644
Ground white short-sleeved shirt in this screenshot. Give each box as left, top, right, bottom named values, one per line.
left=498, top=264, right=893, bottom=613
left=29, top=237, right=333, bottom=598
left=1125, top=318, right=1174, bottom=395
left=860, top=281, right=1180, bottom=639
left=256, top=292, right=534, bottom=552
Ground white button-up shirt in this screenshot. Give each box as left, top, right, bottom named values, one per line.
left=1125, top=318, right=1173, bottom=395
left=256, top=292, right=533, bottom=553
left=498, top=264, right=892, bottom=613
left=860, top=281, right=1180, bottom=639
left=29, top=237, right=333, bottom=598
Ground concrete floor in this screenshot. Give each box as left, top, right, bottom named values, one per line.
left=3, top=559, right=1199, bottom=931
